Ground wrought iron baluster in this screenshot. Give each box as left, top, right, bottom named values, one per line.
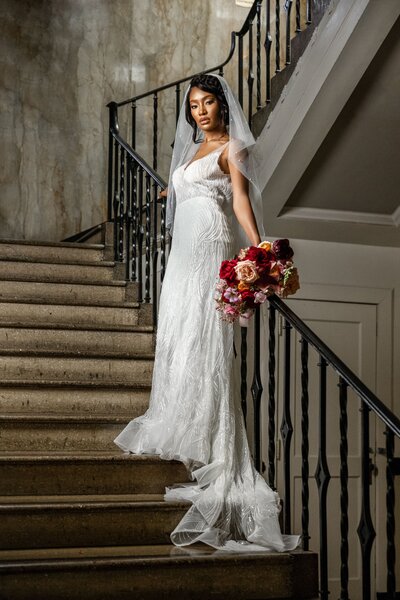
left=107, top=130, right=113, bottom=222
left=357, top=402, right=375, bottom=600
left=264, top=0, right=272, bottom=103
left=144, top=174, right=151, bottom=303
left=306, top=0, right=312, bottom=24
left=137, top=168, right=144, bottom=303
left=219, top=66, right=224, bottom=76
left=153, top=93, right=158, bottom=171
left=295, top=0, right=301, bottom=32
left=314, top=356, right=330, bottom=600
left=281, top=319, right=293, bottom=533
left=238, top=35, right=244, bottom=108
left=256, top=0, right=262, bottom=110
left=113, top=140, right=120, bottom=261
left=152, top=181, right=159, bottom=326
left=300, top=338, right=310, bottom=550
left=251, top=307, right=263, bottom=472
left=247, top=18, right=254, bottom=126
left=125, top=156, right=132, bottom=281
left=118, top=147, right=125, bottom=262
left=285, top=0, right=293, bottom=65
left=131, top=101, right=136, bottom=150
left=175, top=84, right=181, bottom=125
left=275, top=0, right=281, bottom=72
left=240, top=327, right=248, bottom=426
left=131, top=162, right=138, bottom=282
left=160, top=194, right=167, bottom=283
left=385, top=426, right=396, bottom=598
left=339, top=377, right=349, bottom=600
left=268, top=305, right=276, bottom=489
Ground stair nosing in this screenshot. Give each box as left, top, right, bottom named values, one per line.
left=0, top=551, right=294, bottom=572
left=0, top=239, right=105, bottom=250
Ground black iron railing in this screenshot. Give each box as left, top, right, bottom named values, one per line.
left=239, top=295, right=399, bottom=600
left=107, top=102, right=168, bottom=326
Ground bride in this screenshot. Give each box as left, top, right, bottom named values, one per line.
left=114, top=74, right=299, bottom=552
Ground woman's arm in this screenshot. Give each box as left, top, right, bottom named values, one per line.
left=228, top=160, right=261, bottom=247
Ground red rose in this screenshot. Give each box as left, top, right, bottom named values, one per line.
left=246, top=246, right=273, bottom=272
left=240, top=289, right=256, bottom=308
left=219, top=259, right=238, bottom=284
left=272, top=239, right=294, bottom=261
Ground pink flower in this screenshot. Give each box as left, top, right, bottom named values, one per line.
left=254, top=291, right=267, bottom=304
left=224, top=305, right=239, bottom=316
left=234, top=260, right=259, bottom=284
left=224, top=287, right=240, bottom=303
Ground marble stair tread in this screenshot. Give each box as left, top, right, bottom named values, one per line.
left=0, top=413, right=133, bottom=452
left=0, top=452, right=189, bottom=496
left=0, top=542, right=218, bottom=561
left=0, top=493, right=182, bottom=505
left=0, top=238, right=104, bottom=249
left=0, top=279, right=139, bottom=305
left=0, top=494, right=190, bottom=550
left=0, top=260, right=123, bottom=284
left=0, top=355, right=154, bottom=387
left=0, top=240, right=105, bottom=264
left=0, top=301, right=152, bottom=329
left=0, top=326, right=155, bottom=357
left=0, top=547, right=319, bottom=600
left=0, top=386, right=150, bottom=415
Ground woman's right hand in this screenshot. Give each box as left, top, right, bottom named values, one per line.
left=158, top=188, right=168, bottom=199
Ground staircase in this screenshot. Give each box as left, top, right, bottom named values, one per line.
left=0, top=235, right=318, bottom=600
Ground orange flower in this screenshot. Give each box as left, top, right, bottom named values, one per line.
left=238, top=281, right=250, bottom=291
left=269, top=265, right=280, bottom=279
left=258, top=241, right=271, bottom=252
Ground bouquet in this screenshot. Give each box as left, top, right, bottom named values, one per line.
left=215, top=239, right=299, bottom=325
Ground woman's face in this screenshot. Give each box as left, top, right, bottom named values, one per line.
left=189, top=87, right=223, bottom=133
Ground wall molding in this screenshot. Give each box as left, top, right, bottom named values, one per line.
left=279, top=205, right=400, bottom=227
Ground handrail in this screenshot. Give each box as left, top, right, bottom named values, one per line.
left=269, top=294, right=400, bottom=437
left=108, top=102, right=167, bottom=189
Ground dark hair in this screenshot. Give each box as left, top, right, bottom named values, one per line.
left=185, top=74, right=229, bottom=143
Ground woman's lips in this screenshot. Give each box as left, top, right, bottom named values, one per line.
left=199, top=118, right=210, bottom=125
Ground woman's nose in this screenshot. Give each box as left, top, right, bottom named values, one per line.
left=199, top=104, right=207, bottom=115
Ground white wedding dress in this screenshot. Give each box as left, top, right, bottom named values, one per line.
left=114, top=144, right=300, bottom=552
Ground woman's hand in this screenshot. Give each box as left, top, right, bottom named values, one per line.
left=158, top=188, right=168, bottom=200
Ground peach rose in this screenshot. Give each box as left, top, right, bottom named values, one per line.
left=234, top=260, right=259, bottom=284
left=258, top=241, right=271, bottom=252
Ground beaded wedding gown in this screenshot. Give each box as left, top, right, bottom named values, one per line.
left=114, top=144, right=300, bottom=552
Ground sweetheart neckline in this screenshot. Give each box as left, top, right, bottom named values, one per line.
left=183, top=141, right=229, bottom=172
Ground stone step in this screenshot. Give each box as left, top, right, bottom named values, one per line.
left=0, top=239, right=104, bottom=263
left=0, top=327, right=155, bottom=357
left=0, top=259, right=123, bottom=284
left=0, top=279, right=138, bottom=305
left=0, top=387, right=150, bottom=416
left=0, top=494, right=189, bottom=550
left=0, top=414, right=134, bottom=452
left=0, top=301, right=152, bottom=329
left=0, top=546, right=318, bottom=600
left=0, top=453, right=188, bottom=496
left=0, top=355, right=153, bottom=386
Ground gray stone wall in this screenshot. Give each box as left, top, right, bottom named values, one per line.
left=0, top=0, right=246, bottom=241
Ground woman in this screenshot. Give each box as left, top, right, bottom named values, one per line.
left=114, top=74, right=299, bottom=552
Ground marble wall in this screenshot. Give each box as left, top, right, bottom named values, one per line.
left=0, top=0, right=248, bottom=241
